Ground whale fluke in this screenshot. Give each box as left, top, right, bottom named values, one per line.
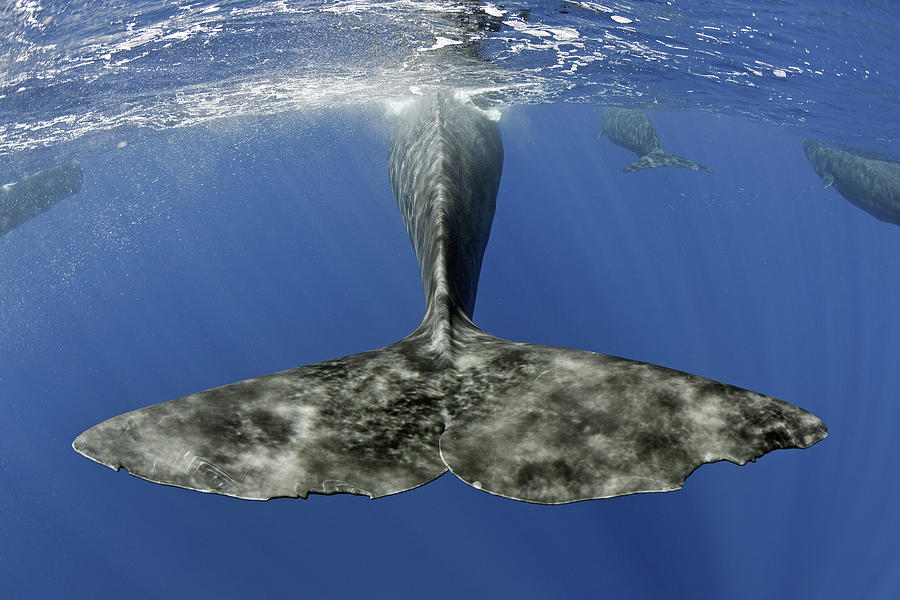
left=74, top=95, right=824, bottom=504
left=440, top=334, right=824, bottom=503
left=624, top=148, right=713, bottom=173
left=74, top=335, right=450, bottom=499
left=74, top=321, right=825, bottom=504
left=601, top=108, right=713, bottom=174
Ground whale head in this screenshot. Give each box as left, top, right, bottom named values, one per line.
left=802, top=139, right=824, bottom=162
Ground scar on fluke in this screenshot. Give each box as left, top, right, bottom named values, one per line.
left=74, top=94, right=824, bottom=505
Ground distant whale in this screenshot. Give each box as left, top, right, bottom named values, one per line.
left=600, top=108, right=713, bottom=173
left=803, top=140, right=900, bottom=226
left=0, top=162, right=82, bottom=236
left=73, top=95, right=824, bottom=504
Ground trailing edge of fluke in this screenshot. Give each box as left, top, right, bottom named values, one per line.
left=74, top=94, right=825, bottom=505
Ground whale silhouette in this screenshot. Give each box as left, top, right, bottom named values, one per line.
left=1, top=162, right=82, bottom=236
left=74, top=95, right=825, bottom=504
left=600, top=108, right=713, bottom=174
left=803, top=139, right=900, bottom=227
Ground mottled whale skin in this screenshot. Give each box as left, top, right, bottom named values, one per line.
left=0, top=162, right=82, bottom=236
left=74, top=95, right=825, bottom=504
left=803, top=140, right=900, bottom=226
left=600, top=108, right=713, bottom=173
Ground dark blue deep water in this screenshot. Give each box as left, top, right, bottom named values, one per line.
left=1, top=2, right=898, bottom=598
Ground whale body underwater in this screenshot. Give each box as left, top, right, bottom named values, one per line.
left=803, top=140, right=900, bottom=227
left=74, top=95, right=826, bottom=504
left=0, top=162, right=82, bottom=236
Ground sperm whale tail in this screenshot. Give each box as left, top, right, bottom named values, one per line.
left=73, top=314, right=826, bottom=504
left=73, top=94, right=824, bottom=504
left=624, top=148, right=714, bottom=173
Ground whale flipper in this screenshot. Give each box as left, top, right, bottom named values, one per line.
left=73, top=337, right=450, bottom=500
left=441, top=334, right=824, bottom=503
left=624, top=149, right=714, bottom=173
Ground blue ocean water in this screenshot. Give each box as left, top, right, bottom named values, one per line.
left=1, top=1, right=898, bottom=598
